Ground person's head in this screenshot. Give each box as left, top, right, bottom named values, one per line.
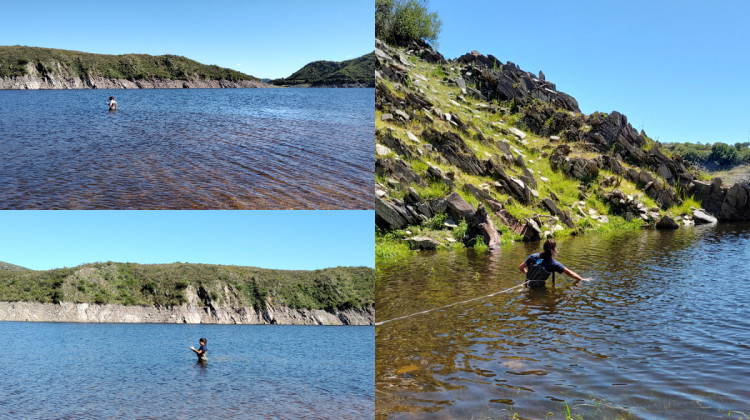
left=200, top=338, right=207, bottom=345
left=542, top=239, right=557, bottom=258
left=109, top=96, right=114, bottom=100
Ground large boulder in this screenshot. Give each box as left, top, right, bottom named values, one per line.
left=468, top=204, right=501, bottom=249
left=406, top=236, right=440, bottom=250
left=655, top=215, right=679, bottom=230
left=445, top=192, right=477, bottom=221
left=692, top=209, right=718, bottom=225
left=719, top=183, right=750, bottom=221
left=375, top=196, right=409, bottom=230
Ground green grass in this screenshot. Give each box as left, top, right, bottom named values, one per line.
left=414, top=179, right=451, bottom=200
left=376, top=232, right=414, bottom=265
left=0, top=262, right=373, bottom=311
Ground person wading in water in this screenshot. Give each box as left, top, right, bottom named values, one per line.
left=518, top=239, right=588, bottom=289
left=107, top=96, right=117, bottom=111
left=190, top=337, right=208, bottom=362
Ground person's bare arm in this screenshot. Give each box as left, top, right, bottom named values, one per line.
left=518, top=261, right=527, bottom=274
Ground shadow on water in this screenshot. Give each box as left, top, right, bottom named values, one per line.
left=376, top=223, right=750, bottom=419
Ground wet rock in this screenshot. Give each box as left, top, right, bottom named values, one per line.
left=469, top=204, right=501, bottom=249
left=655, top=215, right=679, bottom=230
left=719, top=183, right=750, bottom=220
left=406, top=236, right=440, bottom=250
left=692, top=209, right=718, bottom=225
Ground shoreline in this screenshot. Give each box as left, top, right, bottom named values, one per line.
left=0, top=301, right=374, bottom=326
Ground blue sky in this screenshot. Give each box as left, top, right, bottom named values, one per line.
left=0, top=0, right=374, bottom=79
left=0, top=211, right=374, bottom=271
left=429, top=0, right=749, bottom=144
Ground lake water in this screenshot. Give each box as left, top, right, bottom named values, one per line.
left=376, top=224, right=750, bottom=419
left=1, top=323, right=373, bottom=419
left=0, top=88, right=373, bottom=209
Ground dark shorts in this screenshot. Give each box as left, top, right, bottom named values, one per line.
left=526, top=279, right=546, bottom=289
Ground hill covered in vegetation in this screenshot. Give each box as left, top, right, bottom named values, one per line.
left=0, top=46, right=267, bottom=89
left=0, top=261, right=374, bottom=312
left=375, top=38, right=750, bottom=257
left=271, top=52, right=375, bottom=87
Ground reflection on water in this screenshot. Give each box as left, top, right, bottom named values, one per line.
left=3, top=323, right=374, bottom=419
left=0, top=88, right=373, bottom=209
left=376, top=224, right=750, bottom=419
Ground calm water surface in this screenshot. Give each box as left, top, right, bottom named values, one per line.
left=376, top=224, right=750, bottom=419
left=2, top=323, right=373, bottom=419
left=0, top=88, right=373, bottom=209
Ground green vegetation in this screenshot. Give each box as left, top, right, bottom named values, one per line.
left=0, top=262, right=373, bottom=311
left=663, top=141, right=750, bottom=169
left=375, top=0, right=442, bottom=47
left=271, top=52, right=374, bottom=86
left=0, top=45, right=258, bottom=81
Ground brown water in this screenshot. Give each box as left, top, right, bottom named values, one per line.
left=376, top=224, right=750, bottom=419
left=0, top=88, right=373, bottom=209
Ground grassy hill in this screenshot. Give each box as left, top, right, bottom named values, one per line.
left=272, top=52, right=375, bottom=86
left=0, top=45, right=259, bottom=81
left=0, top=262, right=374, bottom=311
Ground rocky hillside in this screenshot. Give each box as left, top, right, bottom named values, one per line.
left=0, top=261, right=29, bottom=271
left=0, top=45, right=268, bottom=89
left=0, top=262, right=374, bottom=325
left=375, top=38, right=750, bottom=250
left=271, top=52, right=375, bottom=87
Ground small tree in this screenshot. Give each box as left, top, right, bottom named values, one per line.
left=376, top=0, right=442, bottom=47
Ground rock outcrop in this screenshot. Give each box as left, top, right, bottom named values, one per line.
left=0, top=300, right=374, bottom=325
left=689, top=178, right=750, bottom=221
left=0, top=75, right=269, bottom=89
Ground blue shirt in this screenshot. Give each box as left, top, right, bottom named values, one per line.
left=199, top=344, right=207, bottom=354
left=525, top=253, right=565, bottom=275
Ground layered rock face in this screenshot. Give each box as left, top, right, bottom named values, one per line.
left=0, top=75, right=268, bottom=89
left=0, top=301, right=373, bottom=325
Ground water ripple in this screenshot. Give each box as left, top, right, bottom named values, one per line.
left=0, top=88, right=374, bottom=209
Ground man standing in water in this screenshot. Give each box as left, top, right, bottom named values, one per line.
left=518, top=239, right=588, bottom=288
left=107, top=96, right=117, bottom=111
left=190, top=338, right=208, bottom=362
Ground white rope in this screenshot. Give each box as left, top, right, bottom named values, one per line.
left=374, top=281, right=527, bottom=326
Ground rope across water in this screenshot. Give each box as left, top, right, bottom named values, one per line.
left=374, top=281, right=528, bottom=326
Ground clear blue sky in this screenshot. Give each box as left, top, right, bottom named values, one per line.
left=0, top=211, right=374, bottom=271
left=429, top=0, right=749, bottom=144
left=0, top=0, right=374, bottom=79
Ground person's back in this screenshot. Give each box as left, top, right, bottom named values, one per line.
left=524, top=252, right=565, bottom=288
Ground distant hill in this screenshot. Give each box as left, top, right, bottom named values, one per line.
left=0, top=45, right=258, bottom=81
left=0, top=261, right=29, bottom=271
left=272, top=52, right=375, bottom=87
left=0, top=261, right=374, bottom=311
